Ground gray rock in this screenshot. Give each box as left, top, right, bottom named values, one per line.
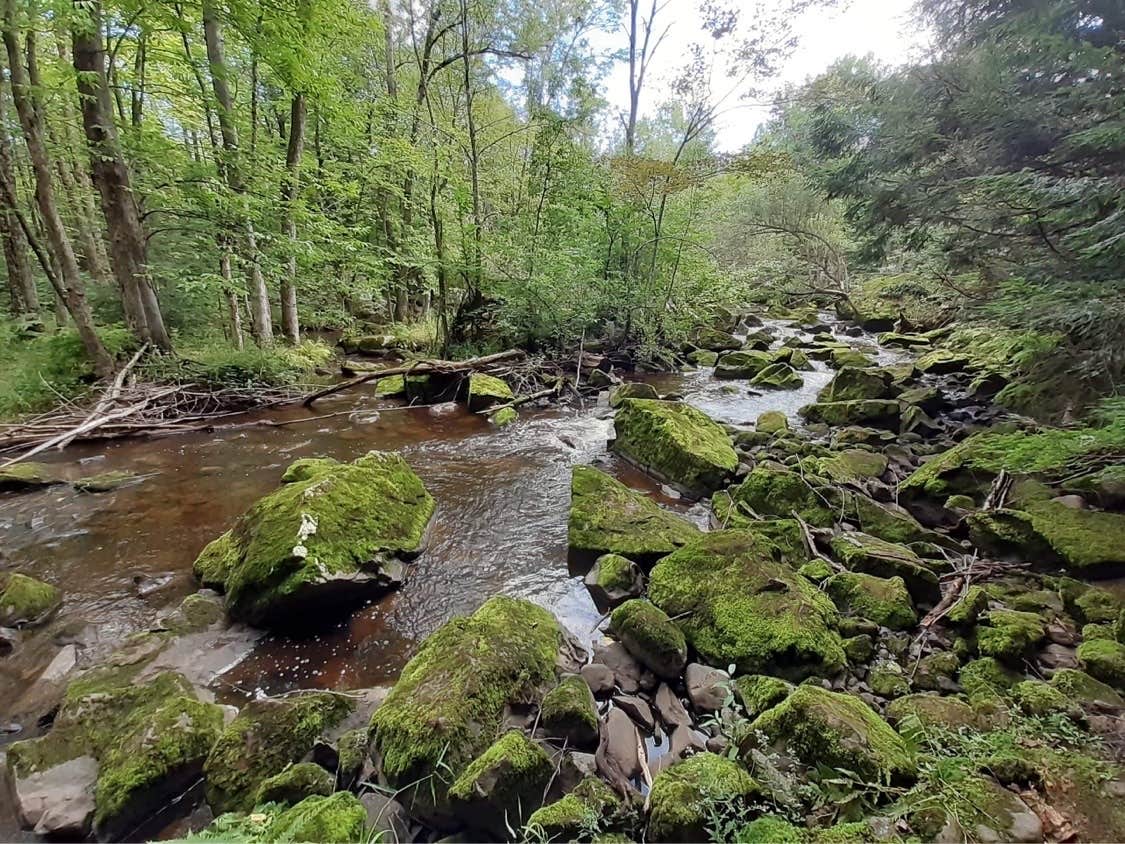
left=580, top=663, right=616, bottom=696
left=654, top=683, right=691, bottom=729
left=360, top=792, right=411, bottom=842
left=594, top=641, right=656, bottom=694
left=613, top=695, right=655, bottom=733
left=1039, top=643, right=1079, bottom=671
left=11, top=755, right=98, bottom=838
left=669, top=723, right=707, bottom=758
left=595, top=708, right=640, bottom=793
left=685, top=663, right=730, bottom=713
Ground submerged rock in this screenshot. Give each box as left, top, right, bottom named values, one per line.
left=611, top=399, right=738, bottom=497
left=0, top=573, right=62, bottom=628
left=649, top=531, right=845, bottom=679
left=369, top=596, right=561, bottom=822
left=191, top=451, right=435, bottom=626
left=568, top=466, right=699, bottom=567
left=0, top=461, right=64, bottom=491
left=72, top=470, right=139, bottom=493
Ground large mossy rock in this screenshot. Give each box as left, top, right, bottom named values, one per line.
left=610, top=599, right=688, bottom=679
left=5, top=671, right=226, bottom=841
left=826, top=572, right=917, bottom=630
left=829, top=532, right=941, bottom=605
left=647, top=752, right=759, bottom=842
left=649, top=531, right=845, bottom=680
left=714, top=349, right=772, bottom=379
left=612, top=399, right=738, bottom=497
left=192, top=451, right=435, bottom=625
left=693, top=327, right=741, bottom=351
left=369, top=596, right=561, bottom=821
left=524, top=777, right=620, bottom=840
left=799, top=400, right=901, bottom=429
left=448, top=730, right=553, bottom=838
left=832, top=489, right=952, bottom=548
left=817, top=450, right=888, bottom=485
left=466, top=372, right=513, bottom=412
left=568, top=466, right=700, bottom=567
left=746, top=685, right=916, bottom=782
left=725, top=467, right=835, bottom=527
left=609, top=382, right=659, bottom=408
left=539, top=675, right=599, bottom=747
left=751, top=362, right=803, bottom=390
left=204, top=692, right=353, bottom=814
left=0, top=572, right=62, bottom=627
left=198, top=792, right=368, bottom=843
left=818, top=367, right=896, bottom=403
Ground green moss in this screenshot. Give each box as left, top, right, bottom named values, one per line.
left=829, top=533, right=941, bottom=605
left=164, top=592, right=226, bottom=633
left=269, top=792, right=367, bottom=843
left=914, top=651, right=960, bottom=690
left=826, top=572, right=917, bottom=630
left=1077, top=638, right=1125, bottom=690
left=370, top=596, right=560, bottom=796
left=73, top=470, right=138, bottom=493
left=448, top=730, right=553, bottom=834
left=1021, top=499, right=1125, bottom=572
left=612, top=399, right=738, bottom=496
left=1074, top=587, right=1122, bottom=624
left=687, top=349, right=719, bottom=367
left=959, top=657, right=1020, bottom=702
left=194, top=452, right=435, bottom=624
left=834, top=491, right=947, bottom=548
left=737, top=816, right=806, bottom=843
left=1011, top=680, right=1071, bottom=717
left=842, top=634, right=875, bottom=664
left=1049, top=668, right=1123, bottom=707
left=799, top=399, right=901, bottom=428
left=253, top=763, right=335, bottom=806
left=568, top=466, right=700, bottom=566
left=733, top=675, right=794, bottom=719
left=649, top=531, right=845, bottom=680
left=610, top=599, right=688, bottom=679
left=467, top=372, right=513, bottom=411
left=799, top=559, right=835, bottom=582
left=751, top=362, right=804, bottom=389
left=947, top=585, right=989, bottom=627
left=204, top=692, right=353, bottom=814
left=830, top=348, right=875, bottom=369
left=757, top=410, right=789, bottom=434
left=0, top=572, right=61, bottom=627
left=1084, top=623, right=1114, bottom=640
left=747, top=685, right=916, bottom=781
left=817, top=450, right=888, bottom=484
left=539, top=675, right=598, bottom=746
left=334, top=728, right=369, bottom=782
left=647, top=752, right=759, bottom=842
left=885, top=694, right=977, bottom=729
left=817, top=367, right=895, bottom=403
left=812, top=821, right=879, bottom=843
left=192, top=530, right=238, bottom=589
left=726, top=467, right=834, bottom=527
left=977, top=609, right=1046, bottom=663
left=525, top=777, right=620, bottom=840
left=594, top=553, right=636, bottom=592
left=0, top=461, right=64, bottom=489
left=489, top=406, right=518, bottom=427
left=715, top=349, right=773, bottom=378
left=869, top=663, right=911, bottom=698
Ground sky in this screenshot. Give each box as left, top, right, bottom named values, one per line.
left=599, top=0, right=933, bottom=152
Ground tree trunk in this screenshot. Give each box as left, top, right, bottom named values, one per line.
left=220, top=248, right=243, bottom=350
left=72, top=1, right=172, bottom=351
left=203, top=0, right=272, bottom=345
left=1, top=0, right=111, bottom=374
left=0, top=67, right=37, bottom=316
left=279, top=92, right=305, bottom=344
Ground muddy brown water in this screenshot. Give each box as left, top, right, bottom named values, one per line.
left=0, top=316, right=897, bottom=839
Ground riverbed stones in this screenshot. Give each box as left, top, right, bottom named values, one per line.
left=799, top=399, right=902, bottom=429
left=819, top=366, right=896, bottom=403
left=369, top=596, right=561, bottom=820
left=714, top=349, right=772, bottom=379
left=684, top=662, right=730, bottom=713
left=0, top=573, right=62, bottom=627
left=609, top=381, right=659, bottom=407
left=649, top=530, right=845, bottom=679
left=610, top=599, right=687, bottom=680
left=568, top=466, right=699, bottom=567
left=5, top=670, right=226, bottom=841
left=647, top=752, right=758, bottom=842
left=596, top=708, right=641, bottom=790
left=751, top=362, right=803, bottom=389
left=612, top=399, right=738, bottom=497
left=192, top=451, right=435, bottom=626
left=817, top=449, right=888, bottom=484
left=466, top=372, right=513, bottom=411
left=756, top=410, right=788, bottom=433
left=693, top=327, right=741, bottom=351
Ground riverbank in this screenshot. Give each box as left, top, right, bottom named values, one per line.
left=1, top=304, right=1123, bottom=843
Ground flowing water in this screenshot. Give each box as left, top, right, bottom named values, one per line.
left=0, top=314, right=895, bottom=837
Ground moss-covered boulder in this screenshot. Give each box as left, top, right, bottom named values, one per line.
left=466, top=372, right=513, bottom=411
left=915, top=349, right=971, bottom=374
left=369, top=597, right=561, bottom=820
left=977, top=610, right=1046, bottom=663
left=5, top=671, right=225, bottom=841
left=192, top=452, right=435, bottom=625
left=254, top=762, right=335, bottom=805
left=198, top=792, right=368, bottom=843
left=568, top=466, right=700, bottom=567
left=612, top=399, right=738, bottom=497
left=751, top=362, right=804, bottom=390
left=540, top=675, right=599, bottom=747
left=826, top=572, right=917, bottom=630
left=1077, top=639, right=1125, bottom=690
left=584, top=552, right=643, bottom=608
left=725, top=466, right=834, bottom=527
left=756, top=410, right=789, bottom=434
left=647, top=752, right=759, bottom=842
left=733, top=675, right=793, bottom=719
left=448, top=730, right=553, bottom=838
left=746, top=685, right=916, bottom=782
left=204, top=692, right=353, bottom=814
left=687, top=349, right=719, bottom=367
left=609, top=382, right=659, bottom=408
left=818, top=367, right=895, bottom=403
left=694, top=327, right=742, bottom=351
left=0, top=572, right=62, bottom=627
left=1011, top=679, right=1072, bottom=717
left=817, top=450, right=888, bottom=485
left=0, top=461, right=64, bottom=490
left=959, top=657, right=1020, bottom=701
left=971, top=499, right=1125, bottom=574
left=649, top=531, right=845, bottom=680
left=525, top=777, right=620, bottom=840
left=885, top=694, right=977, bottom=730
left=714, top=349, right=773, bottom=379
left=833, top=489, right=953, bottom=549
left=1049, top=668, right=1124, bottom=708
left=610, top=599, right=688, bottom=680
left=829, top=533, right=941, bottom=605
left=829, top=348, right=876, bottom=369
left=799, top=400, right=901, bottom=429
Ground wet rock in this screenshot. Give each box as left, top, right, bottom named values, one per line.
left=0, top=573, right=62, bottom=628
left=610, top=599, right=687, bottom=680
left=693, top=327, right=741, bottom=352
left=587, top=368, right=618, bottom=389
left=72, top=470, right=139, bottom=493
left=685, top=662, right=730, bottom=713
left=580, top=662, right=616, bottom=696
left=898, top=385, right=946, bottom=414
left=596, top=708, right=641, bottom=790
left=829, top=348, right=875, bottom=369
left=686, top=349, right=718, bottom=367
left=654, top=683, right=691, bottom=729
left=745, top=685, right=916, bottom=781
left=614, top=694, right=655, bottom=732
left=369, top=597, right=561, bottom=823
left=488, top=406, right=518, bottom=427
left=647, top=753, right=758, bottom=842
left=524, top=777, right=620, bottom=840
left=750, top=362, right=803, bottom=390
left=609, top=382, right=659, bottom=408
left=0, top=461, right=64, bottom=491
left=448, top=730, right=553, bottom=838
left=205, top=691, right=353, bottom=814
left=649, top=531, right=845, bottom=680
left=192, top=452, right=435, bottom=626
left=915, top=349, right=971, bottom=374
left=584, top=553, right=644, bottom=608
left=466, top=372, right=513, bottom=412
left=611, top=399, right=738, bottom=497
left=818, top=366, right=896, bottom=402
left=826, top=572, right=917, bottom=630
left=568, top=466, right=700, bottom=568
left=594, top=640, right=657, bottom=694
left=9, top=755, right=98, bottom=838
left=359, top=792, right=412, bottom=842
left=800, top=399, right=901, bottom=429
left=901, top=404, right=942, bottom=436
left=540, top=675, right=599, bottom=748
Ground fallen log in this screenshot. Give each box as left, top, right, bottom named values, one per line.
left=301, top=349, right=525, bottom=407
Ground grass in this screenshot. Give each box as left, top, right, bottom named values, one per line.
left=141, top=337, right=336, bottom=389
